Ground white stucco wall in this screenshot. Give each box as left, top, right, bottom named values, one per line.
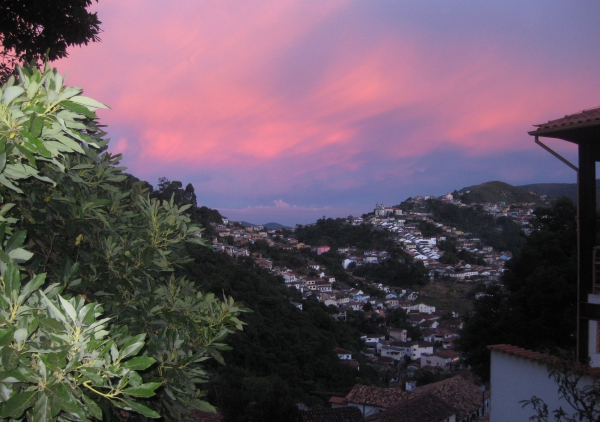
left=490, top=351, right=593, bottom=422
left=588, top=294, right=600, bottom=367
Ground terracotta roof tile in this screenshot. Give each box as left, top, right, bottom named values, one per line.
left=488, top=344, right=600, bottom=377
left=487, top=344, right=552, bottom=363
left=366, top=393, right=456, bottom=422
left=530, top=106, right=600, bottom=134
left=344, top=385, right=410, bottom=408
left=410, top=376, right=484, bottom=421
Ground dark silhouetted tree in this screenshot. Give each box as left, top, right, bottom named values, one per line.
left=0, top=0, right=101, bottom=80
left=457, top=197, right=578, bottom=380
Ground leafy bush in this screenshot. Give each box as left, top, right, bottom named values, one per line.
left=0, top=64, right=248, bottom=420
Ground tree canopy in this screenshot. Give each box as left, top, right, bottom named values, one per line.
left=0, top=0, right=101, bottom=80
left=0, top=64, right=247, bottom=420
left=457, top=197, right=578, bottom=380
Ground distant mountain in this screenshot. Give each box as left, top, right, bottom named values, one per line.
left=458, top=181, right=544, bottom=204
left=239, top=221, right=291, bottom=229
left=515, top=181, right=600, bottom=203
left=263, top=222, right=290, bottom=229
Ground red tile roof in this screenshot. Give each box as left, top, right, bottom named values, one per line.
left=410, top=375, right=485, bottom=421
left=487, top=344, right=600, bottom=376
left=530, top=106, right=600, bottom=135
left=487, top=344, right=550, bottom=363
left=329, top=397, right=348, bottom=405
left=366, top=393, right=456, bottom=422
left=534, top=106, right=600, bottom=130
left=344, top=384, right=410, bottom=408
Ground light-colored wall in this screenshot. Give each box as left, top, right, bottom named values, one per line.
left=348, top=403, right=385, bottom=417
left=588, top=294, right=600, bottom=367
left=490, top=351, right=593, bottom=422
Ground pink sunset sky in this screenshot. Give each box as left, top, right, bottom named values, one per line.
left=55, top=1, right=600, bottom=226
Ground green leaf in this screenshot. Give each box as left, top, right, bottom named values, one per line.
left=81, top=393, right=102, bottom=420
left=51, top=134, right=85, bottom=154
left=211, top=350, right=225, bottom=366
left=39, top=292, right=67, bottom=324
left=4, top=260, right=21, bottom=298
left=120, top=357, right=156, bottom=371
left=60, top=100, right=98, bottom=119
left=1, top=347, right=20, bottom=371
left=17, top=273, right=46, bottom=303
left=2, top=86, right=25, bottom=104
left=118, top=334, right=146, bottom=361
left=68, top=95, right=109, bottom=110
left=26, top=135, right=52, bottom=159
left=13, top=328, right=28, bottom=343
left=0, top=329, right=14, bottom=347
left=30, top=116, right=44, bottom=138
left=55, top=383, right=85, bottom=419
left=119, top=397, right=160, bottom=419
left=122, top=382, right=162, bottom=398
left=79, top=368, right=104, bottom=386
left=39, top=317, right=65, bottom=332
left=0, top=174, right=24, bottom=193
left=0, top=390, right=37, bottom=418
left=0, top=369, right=26, bottom=383
left=32, top=391, right=50, bottom=422
left=5, top=230, right=27, bottom=252
left=15, top=143, right=37, bottom=167
left=58, top=296, right=77, bottom=323
left=8, top=247, right=34, bottom=263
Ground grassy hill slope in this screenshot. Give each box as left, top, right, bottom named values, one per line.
left=458, top=181, right=544, bottom=204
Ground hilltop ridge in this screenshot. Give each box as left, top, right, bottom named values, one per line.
left=457, top=181, right=544, bottom=205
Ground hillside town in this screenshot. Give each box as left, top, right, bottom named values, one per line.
left=203, top=194, right=542, bottom=420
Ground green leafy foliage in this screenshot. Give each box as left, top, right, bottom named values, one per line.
left=0, top=65, right=248, bottom=420
left=0, top=228, right=161, bottom=421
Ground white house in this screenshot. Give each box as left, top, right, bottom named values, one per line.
left=410, top=303, right=436, bottom=314
left=488, top=344, right=595, bottom=422
left=379, top=345, right=406, bottom=361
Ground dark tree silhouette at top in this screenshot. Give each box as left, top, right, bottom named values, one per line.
left=0, top=0, right=101, bottom=80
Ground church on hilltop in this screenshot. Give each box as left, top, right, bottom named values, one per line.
left=374, top=203, right=403, bottom=217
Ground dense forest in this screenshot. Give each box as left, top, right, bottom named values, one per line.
left=294, top=216, right=396, bottom=250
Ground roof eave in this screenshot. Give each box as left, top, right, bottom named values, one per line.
left=528, top=121, right=600, bottom=143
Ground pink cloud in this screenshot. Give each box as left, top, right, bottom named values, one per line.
left=54, top=1, right=600, bottom=216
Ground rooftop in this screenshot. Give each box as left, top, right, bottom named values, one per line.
left=344, top=385, right=409, bottom=408
left=529, top=105, right=600, bottom=143
left=411, top=375, right=486, bottom=420
left=366, top=393, right=456, bottom=422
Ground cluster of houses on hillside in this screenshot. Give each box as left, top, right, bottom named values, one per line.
left=211, top=193, right=534, bottom=282
left=202, top=195, right=542, bottom=421
left=355, top=200, right=523, bottom=280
